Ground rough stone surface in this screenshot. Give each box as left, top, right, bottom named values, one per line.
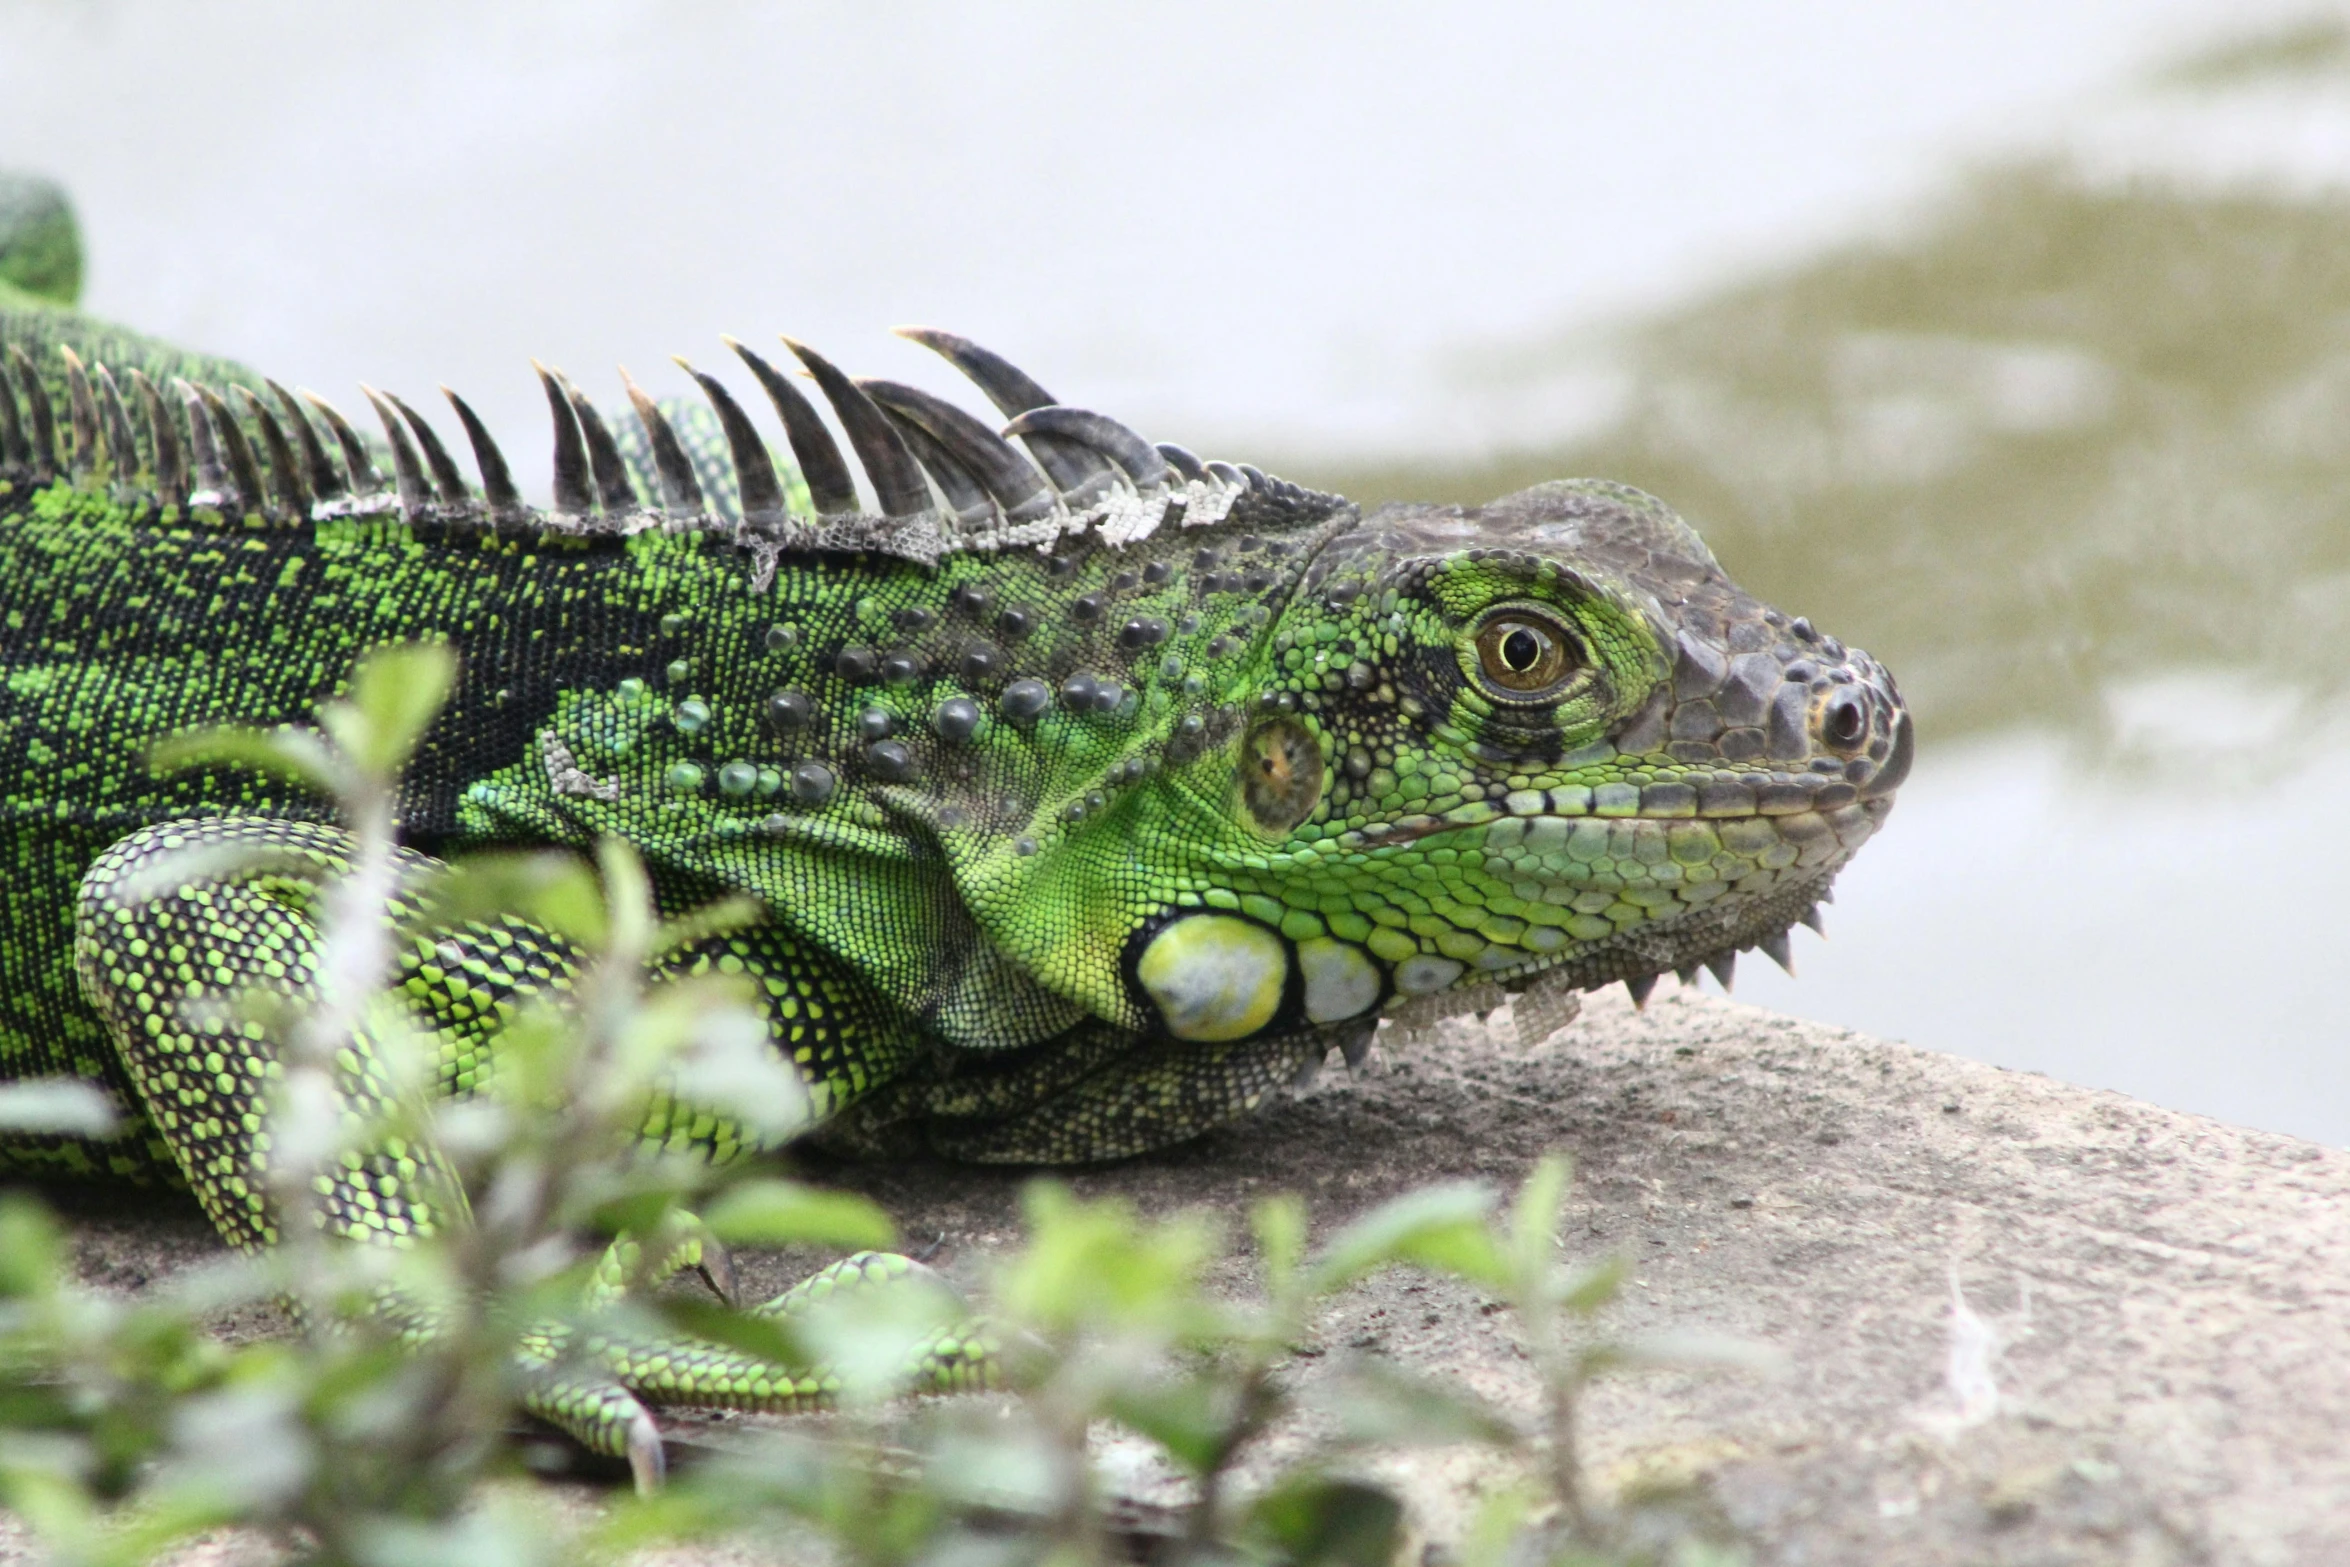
left=8, top=986, right=2350, bottom=1564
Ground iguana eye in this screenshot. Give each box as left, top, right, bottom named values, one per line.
left=1472, top=609, right=1579, bottom=700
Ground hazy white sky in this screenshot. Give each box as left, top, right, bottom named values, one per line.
left=11, top=2, right=2350, bottom=1138
left=0, top=1, right=2299, bottom=461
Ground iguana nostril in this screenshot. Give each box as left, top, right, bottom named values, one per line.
left=1822, top=692, right=1868, bottom=751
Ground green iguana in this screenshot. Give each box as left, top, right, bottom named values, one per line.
left=0, top=177, right=1909, bottom=1477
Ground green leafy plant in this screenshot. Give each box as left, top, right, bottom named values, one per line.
left=0, top=644, right=1773, bottom=1567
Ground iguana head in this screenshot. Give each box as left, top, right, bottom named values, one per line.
left=1102, top=475, right=1910, bottom=1043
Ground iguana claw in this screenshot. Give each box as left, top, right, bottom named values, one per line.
left=695, top=1237, right=741, bottom=1309
left=626, top=1409, right=666, bottom=1496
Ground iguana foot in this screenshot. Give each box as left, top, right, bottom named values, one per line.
left=522, top=1251, right=997, bottom=1490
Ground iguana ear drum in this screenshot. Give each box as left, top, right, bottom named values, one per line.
left=1239, top=717, right=1322, bottom=835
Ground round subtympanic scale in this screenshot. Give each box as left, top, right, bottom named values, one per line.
left=1297, top=938, right=1380, bottom=1022
left=1136, top=914, right=1288, bottom=1041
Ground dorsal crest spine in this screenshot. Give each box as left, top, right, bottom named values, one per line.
left=0, top=329, right=1345, bottom=579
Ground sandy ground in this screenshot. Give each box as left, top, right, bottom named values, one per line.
left=13, top=985, right=2350, bottom=1565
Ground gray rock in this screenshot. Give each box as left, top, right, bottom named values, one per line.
left=19, top=986, right=2348, bottom=1564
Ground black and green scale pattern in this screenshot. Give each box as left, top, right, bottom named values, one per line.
left=0, top=257, right=1909, bottom=1454
left=0, top=285, right=1915, bottom=1173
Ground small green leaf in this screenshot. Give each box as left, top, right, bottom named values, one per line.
left=156, top=1382, right=314, bottom=1512
left=0, top=1195, right=62, bottom=1297
left=918, top=1422, right=1060, bottom=1512
left=322, top=641, right=456, bottom=778
left=702, top=1180, right=897, bottom=1251
left=1108, top=1376, right=1230, bottom=1473
left=1307, top=1182, right=1506, bottom=1295
left=999, top=1183, right=1219, bottom=1334
left=346, top=1493, right=552, bottom=1567
left=416, top=852, right=608, bottom=950
left=1554, top=1255, right=1628, bottom=1315
left=1455, top=1481, right=1540, bottom=1567
left=1508, top=1152, right=1572, bottom=1276
left=111, top=837, right=340, bottom=911
left=596, top=837, right=656, bottom=964
left=158, top=1252, right=282, bottom=1317
left=656, top=1296, right=812, bottom=1371
left=147, top=724, right=336, bottom=795
left=652, top=1002, right=814, bottom=1143
left=1316, top=1359, right=1519, bottom=1449
left=1248, top=1473, right=1405, bottom=1567
left=0, top=1462, right=102, bottom=1565
left=651, top=895, right=766, bottom=959
left=792, top=1268, right=968, bottom=1406
left=1252, top=1193, right=1308, bottom=1301
left=585, top=1189, right=684, bottom=1244
left=0, top=1079, right=118, bottom=1137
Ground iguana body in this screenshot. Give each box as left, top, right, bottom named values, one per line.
left=0, top=178, right=1909, bottom=1465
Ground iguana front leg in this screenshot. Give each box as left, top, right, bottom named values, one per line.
left=72, top=817, right=473, bottom=1253
left=69, top=817, right=987, bottom=1476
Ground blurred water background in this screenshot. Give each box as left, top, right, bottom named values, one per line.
left=4, top=2, right=2347, bottom=1139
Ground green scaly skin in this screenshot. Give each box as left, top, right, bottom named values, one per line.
left=0, top=179, right=1910, bottom=1470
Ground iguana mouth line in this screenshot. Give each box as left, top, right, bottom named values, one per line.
left=1358, top=798, right=1874, bottom=850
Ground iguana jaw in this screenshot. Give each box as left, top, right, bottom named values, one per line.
left=1118, top=776, right=1897, bottom=1045
left=1383, top=788, right=1896, bottom=992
